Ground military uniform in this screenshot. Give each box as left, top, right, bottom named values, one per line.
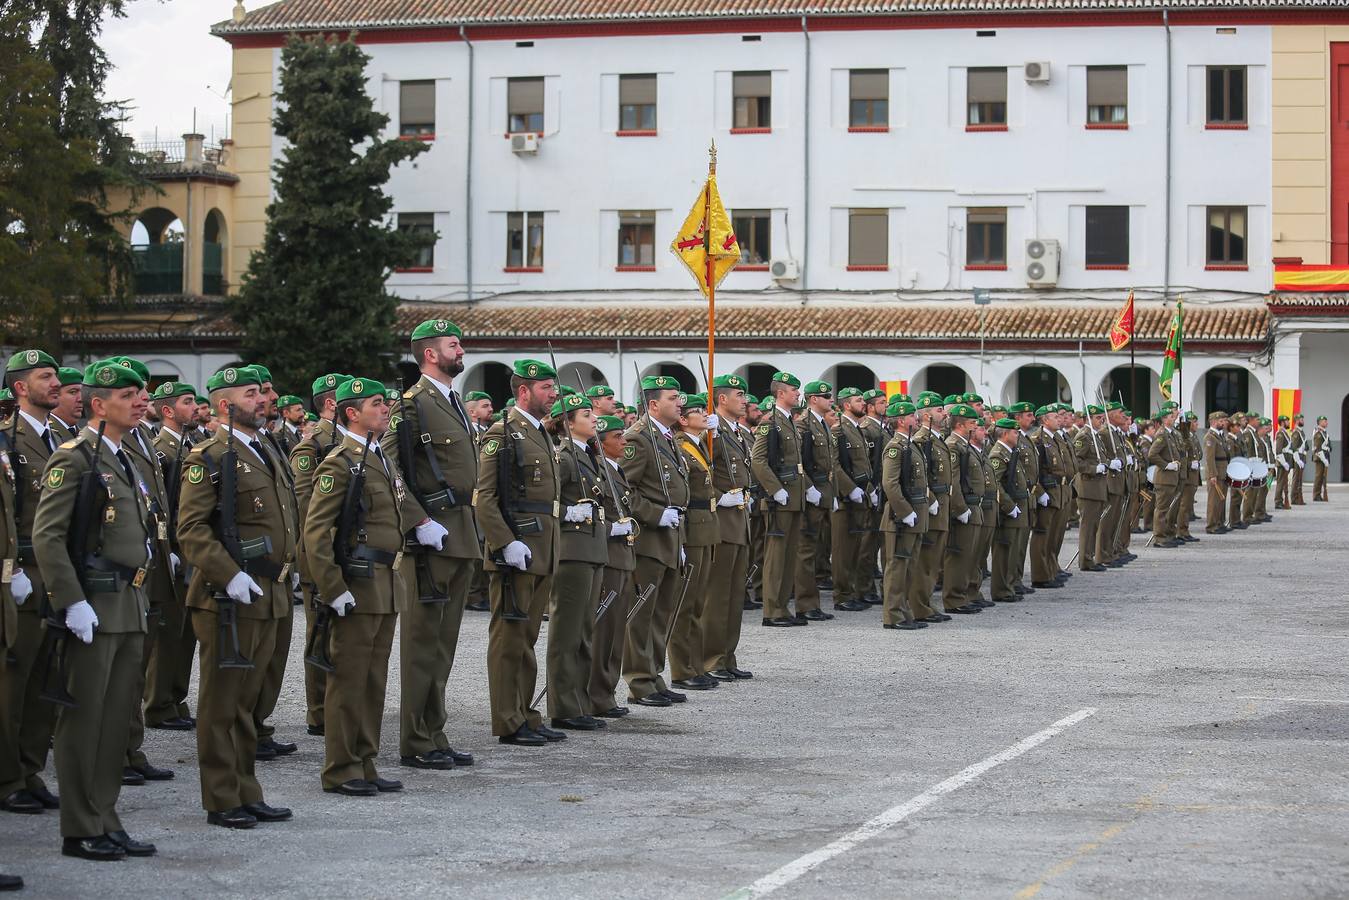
left=857, top=410, right=887, bottom=603
left=751, top=403, right=804, bottom=624
left=1289, top=423, right=1307, bottom=504
left=0, top=425, right=26, bottom=807
left=1174, top=423, right=1199, bottom=539
left=588, top=434, right=637, bottom=716
left=290, top=412, right=341, bottom=733
left=793, top=406, right=840, bottom=616
left=1097, top=424, right=1127, bottom=564
left=1072, top=417, right=1109, bottom=570
left=989, top=435, right=1030, bottom=600
left=1274, top=426, right=1292, bottom=509
left=1203, top=420, right=1230, bottom=533
left=1029, top=421, right=1066, bottom=585
left=145, top=423, right=197, bottom=727
left=879, top=418, right=928, bottom=627
left=669, top=430, right=716, bottom=683
left=1227, top=426, right=1247, bottom=527
left=941, top=427, right=981, bottom=611
left=249, top=422, right=298, bottom=753
left=831, top=411, right=873, bottom=610
left=1148, top=425, right=1184, bottom=542
left=969, top=439, right=999, bottom=600
left=1011, top=418, right=1040, bottom=588
left=909, top=416, right=952, bottom=619
left=703, top=414, right=752, bottom=674
left=1239, top=423, right=1261, bottom=522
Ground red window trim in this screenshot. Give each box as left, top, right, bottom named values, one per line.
left=1085, top=264, right=1130, bottom=270
left=737, top=264, right=770, bottom=271
left=616, top=129, right=657, bottom=137
left=964, top=264, right=1008, bottom=271
left=730, top=127, right=772, bottom=135
left=394, top=266, right=434, bottom=273
left=398, top=133, right=436, bottom=141
left=1204, top=264, right=1249, bottom=271
left=846, top=264, right=889, bottom=272
left=1085, top=123, right=1128, bottom=130
left=503, top=266, right=543, bottom=273
left=615, top=265, right=656, bottom=272
left=1205, top=123, right=1249, bottom=130
left=848, top=125, right=890, bottom=133
left=966, top=124, right=1008, bottom=132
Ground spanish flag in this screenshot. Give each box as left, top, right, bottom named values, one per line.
left=671, top=172, right=740, bottom=298
left=1272, top=388, right=1302, bottom=430
left=1108, top=291, right=1134, bottom=352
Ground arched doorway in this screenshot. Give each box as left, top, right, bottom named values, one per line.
left=556, top=362, right=607, bottom=393
left=640, top=362, right=696, bottom=394
left=821, top=363, right=877, bottom=393
left=132, top=207, right=185, bottom=294
left=463, top=361, right=512, bottom=407
left=204, top=209, right=228, bottom=295
left=1104, top=366, right=1154, bottom=415
left=912, top=363, right=971, bottom=399
left=734, top=362, right=778, bottom=400
left=1203, top=367, right=1248, bottom=420
left=1007, top=364, right=1071, bottom=408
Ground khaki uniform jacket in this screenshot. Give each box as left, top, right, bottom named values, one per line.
left=177, top=431, right=299, bottom=618
left=989, top=440, right=1029, bottom=528
left=383, top=376, right=481, bottom=560
left=600, top=457, right=637, bottom=572
left=304, top=434, right=410, bottom=612
left=1186, top=428, right=1204, bottom=485
left=833, top=417, right=872, bottom=498
left=33, top=429, right=152, bottom=632
left=1148, top=428, right=1183, bottom=486
left=799, top=412, right=842, bottom=506
left=5, top=413, right=55, bottom=602
left=152, top=426, right=193, bottom=541
left=711, top=423, right=752, bottom=545
left=1029, top=426, right=1067, bottom=510
left=751, top=406, right=805, bottom=511
left=125, top=424, right=181, bottom=607
left=475, top=409, right=561, bottom=575
left=620, top=416, right=690, bottom=568
left=1073, top=427, right=1109, bottom=502
left=975, top=441, right=998, bottom=516
left=1204, top=429, right=1230, bottom=481
left=1289, top=427, right=1307, bottom=466
left=557, top=440, right=610, bottom=565
left=675, top=434, right=718, bottom=548
left=1016, top=431, right=1041, bottom=502
left=1100, top=427, right=1125, bottom=497
left=861, top=418, right=886, bottom=494
left=1240, top=427, right=1259, bottom=459
left=912, top=425, right=952, bottom=534
left=0, top=439, right=18, bottom=648
left=880, top=430, right=928, bottom=534
left=289, top=417, right=340, bottom=582
left=947, top=432, right=983, bottom=527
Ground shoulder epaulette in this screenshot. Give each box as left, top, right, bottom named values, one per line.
left=404, top=382, right=426, bottom=399
left=59, top=435, right=85, bottom=451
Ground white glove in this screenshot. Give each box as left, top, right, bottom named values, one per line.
left=902, top=511, right=917, bottom=528
left=928, top=500, right=939, bottom=515
left=1126, top=454, right=1134, bottom=466
left=1109, top=458, right=1123, bottom=471
left=169, top=553, right=181, bottom=577
left=848, top=487, right=864, bottom=504
left=226, top=570, right=263, bottom=605
left=870, top=489, right=881, bottom=509
left=10, top=569, right=31, bottom=605
left=1190, top=461, right=1200, bottom=470
left=1009, top=505, right=1021, bottom=519
left=1037, top=493, right=1050, bottom=507
left=746, top=496, right=754, bottom=511
left=1095, top=463, right=1107, bottom=475
left=704, top=414, right=720, bottom=433
left=658, top=507, right=681, bottom=528
left=502, top=540, right=532, bottom=570
left=957, top=509, right=971, bottom=524
left=328, top=591, right=356, bottom=617
left=65, top=600, right=98, bottom=644
left=415, top=519, right=449, bottom=549
left=564, top=504, right=592, bottom=524
left=832, top=498, right=839, bottom=512
left=291, top=571, right=301, bottom=590
left=1164, top=461, right=1179, bottom=471
left=805, top=485, right=822, bottom=506
left=772, top=488, right=788, bottom=506
left=1279, top=459, right=1290, bottom=471
left=609, top=520, right=633, bottom=537
left=1295, top=458, right=1305, bottom=469
left=717, top=492, right=741, bottom=508
left=679, top=547, right=687, bottom=567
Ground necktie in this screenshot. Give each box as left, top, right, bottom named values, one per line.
left=114, top=448, right=138, bottom=487
left=249, top=439, right=276, bottom=477
left=448, top=390, right=471, bottom=431
left=41, top=429, right=54, bottom=453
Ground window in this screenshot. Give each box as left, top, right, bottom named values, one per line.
left=924, top=364, right=967, bottom=398
left=508, top=77, right=544, bottom=134
left=400, top=81, right=435, bottom=138
left=619, top=74, right=657, bottom=132
left=1086, top=206, right=1129, bottom=268
left=1206, top=206, right=1247, bottom=266
left=731, top=210, right=771, bottom=266
left=848, top=209, right=888, bottom=269
left=967, top=68, right=1007, bottom=127
left=617, top=210, right=656, bottom=268
left=1205, top=367, right=1248, bottom=418
left=733, top=71, right=771, bottom=130
left=1086, top=66, right=1127, bottom=125
left=506, top=212, right=544, bottom=270
left=398, top=213, right=435, bottom=269
left=849, top=69, right=888, bottom=129
left=966, top=208, right=1007, bottom=267
left=1206, top=66, right=1246, bottom=126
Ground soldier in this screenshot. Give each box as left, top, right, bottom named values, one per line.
left=1175, top=411, right=1202, bottom=542
left=32, top=361, right=156, bottom=859
left=177, top=365, right=297, bottom=827
left=941, top=403, right=984, bottom=613
left=988, top=417, right=1030, bottom=601
left=791, top=382, right=839, bottom=621
left=1226, top=415, right=1248, bottom=528
left=751, top=373, right=807, bottom=628
left=908, top=394, right=951, bottom=622
left=856, top=389, right=888, bottom=606
left=1007, top=402, right=1041, bottom=591
left=1203, top=411, right=1230, bottom=534
left=1289, top=413, right=1308, bottom=505
left=1148, top=407, right=1185, bottom=547
left=743, top=394, right=768, bottom=610
left=1029, top=405, right=1066, bottom=589
left=967, top=418, right=999, bottom=604
left=274, top=395, right=305, bottom=456
left=305, top=377, right=409, bottom=792
left=1050, top=403, right=1077, bottom=576
left=703, top=375, right=753, bottom=679
left=145, top=381, right=201, bottom=732
left=383, top=320, right=478, bottom=769
left=879, top=401, right=927, bottom=630
left=464, top=390, right=494, bottom=614
left=585, top=384, right=619, bottom=418
left=0, top=405, right=21, bottom=885
left=0, top=350, right=61, bottom=816
left=1071, top=406, right=1109, bottom=572
left=829, top=388, right=872, bottom=613
left=1256, top=417, right=1275, bottom=521
left=1238, top=412, right=1261, bottom=522
left=620, top=374, right=691, bottom=703
left=50, top=367, right=84, bottom=440
left=669, top=395, right=718, bottom=690
left=1097, top=403, right=1131, bottom=567
left=587, top=415, right=637, bottom=717
left=1274, top=416, right=1292, bottom=509
left=474, top=361, right=564, bottom=743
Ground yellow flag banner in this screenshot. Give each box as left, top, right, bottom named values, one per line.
left=670, top=173, right=741, bottom=298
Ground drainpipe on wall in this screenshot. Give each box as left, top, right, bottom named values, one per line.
left=800, top=16, right=811, bottom=294
left=460, top=25, right=475, bottom=303
left=1163, top=7, right=1173, bottom=307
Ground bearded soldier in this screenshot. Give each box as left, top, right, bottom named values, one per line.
left=704, top=375, right=753, bottom=679
left=751, top=373, right=806, bottom=628
left=879, top=401, right=927, bottom=630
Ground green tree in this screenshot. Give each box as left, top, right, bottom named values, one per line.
left=231, top=34, right=432, bottom=393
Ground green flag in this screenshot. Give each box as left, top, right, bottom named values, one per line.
left=1159, top=300, right=1184, bottom=401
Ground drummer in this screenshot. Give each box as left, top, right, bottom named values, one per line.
left=1203, top=410, right=1230, bottom=534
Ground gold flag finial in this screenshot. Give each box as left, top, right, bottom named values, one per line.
left=709, top=139, right=717, bottom=176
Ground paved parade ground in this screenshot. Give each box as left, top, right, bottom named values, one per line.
left=4, top=489, right=1347, bottom=899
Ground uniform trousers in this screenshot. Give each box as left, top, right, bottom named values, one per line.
left=400, top=555, right=473, bottom=756
left=701, top=541, right=747, bottom=673
left=587, top=566, right=631, bottom=715
left=667, top=545, right=712, bottom=682
left=322, top=610, right=396, bottom=788
left=623, top=555, right=677, bottom=700
left=486, top=567, right=551, bottom=736
left=547, top=560, right=601, bottom=720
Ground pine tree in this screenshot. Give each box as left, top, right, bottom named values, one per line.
left=231, top=34, right=433, bottom=393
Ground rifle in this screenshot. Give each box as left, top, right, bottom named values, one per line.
left=38, top=421, right=109, bottom=708
left=394, top=391, right=448, bottom=605
left=213, top=406, right=256, bottom=669
left=572, top=363, right=636, bottom=546
left=490, top=421, right=529, bottom=623
left=547, top=344, right=599, bottom=529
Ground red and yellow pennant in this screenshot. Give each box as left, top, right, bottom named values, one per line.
left=1108, top=291, right=1135, bottom=352
left=1272, top=388, right=1302, bottom=429
left=671, top=171, right=740, bottom=298
left=881, top=379, right=909, bottom=399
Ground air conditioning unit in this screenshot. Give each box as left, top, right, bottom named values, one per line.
left=510, top=133, right=539, bottom=155
left=1025, top=238, right=1060, bottom=288
left=1024, top=61, right=1051, bottom=84
left=769, top=258, right=799, bottom=281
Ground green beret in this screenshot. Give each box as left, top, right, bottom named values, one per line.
left=862, top=389, right=884, bottom=401
left=559, top=385, right=580, bottom=397
left=674, top=392, right=689, bottom=407
left=506, top=398, right=516, bottom=408
left=84, top=361, right=144, bottom=390
left=551, top=392, right=591, bottom=418
left=466, top=391, right=491, bottom=402
left=312, top=373, right=348, bottom=397
left=335, top=377, right=383, bottom=404
left=640, top=374, right=681, bottom=391
left=1185, top=411, right=1198, bottom=421
left=942, top=394, right=961, bottom=405
left=194, top=394, right=208, bottom=405
left=1259, top=416, right=1272, bottom=426
left=5, top=349, right=58, bottom=376
left=152, top=381, right=197, bottom=401
left=837, top=387, right=862, bottom=400
left=111, top=357, right=151, bottom=384
left=888, top=393, right=911, bottom=405
left=1086, top=404, right=1105, bottom=416
left=513, top=359, right=556, bottom=381
left=57, top=367, right=83, bottom=386
left=207, top=366, right=262, bottom=392
left=711, top=373, right=746, bottom=390
left=949, top=403, right=978, bottom=419
left=1160, top=400, right=1179, bottom=411
left=962, top=392, right=984, bottom=404
left=248, top=364, right=274, bottom=384
left=803, top=380, right=832, bottom=397
left=1007, top=401, right=1034, bottom=415
left=989, top=405, right=1007, bottom=414
left=276, top=394, right=303, bottom=408
left=888, top=401, right=916, bottom=417
left=758, top=396, right=775, bottom=412
left=745, top=394, right=760, bottom=405
left=689, top=393, right=709, bottom=409
left=1246, top=410, right=1260, bottom=419
left=305, top=412, right=318, bottom=422
left=771, top=371, right=801, bottom=389
left=410, top=319, right=462, bottom=341
left=1122, top=408, right=1133, bottom=418
left=596, top=415, right=625, bottom=434
left=0, top=389, right=11, bottom=401
left=624, top=405, right=637, bottom=415
left=584, top=384, right=615, bottom=399
left=1104, top=400, right=1123, bottom=411
left=1034, top=405, right=1053, bottom=417
left=385, top=389, right=401, bottom=402
left=916, top=394, right=942, bottom=410
left=993, top=417, right=1018, bottom=429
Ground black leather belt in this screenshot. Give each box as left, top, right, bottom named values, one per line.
left=510, top=500, right=558, bottom=516
left=84, top=555, right=149, bottom=593
left=930, top=484, right=950, bottom=495
left=16, top=539, right=34, bottom=565
left=345, top=544, right=402, bottom=578
left=242, top=557, right=284, bottom=581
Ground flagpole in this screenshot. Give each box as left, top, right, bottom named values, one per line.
left=705, top=141, right=717, bottom=458
left=1129, top=290, right=1136, bottom=411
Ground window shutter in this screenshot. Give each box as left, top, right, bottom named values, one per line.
left=508, top=77, right=545, bottom=114
left=400, top=81, right=435, bottom=125
left=967, top=68, right=1007, bottom=103
left=848, top=209, right=888, bottom=267
left=1087, top=67, right=1127, bottom=106
left=734, top=71, right=771, bottom=98
left=620, top=74, right=657, bottom=105
left=850, top=70, right=888, bottom=101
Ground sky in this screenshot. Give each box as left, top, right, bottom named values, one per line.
left=102, top=0, right=237, bottom=146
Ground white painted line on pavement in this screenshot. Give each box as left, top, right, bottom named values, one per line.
left=1237, top=695, right=1349, bottom=704
left=723, top=707, right=1099, bottom=900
